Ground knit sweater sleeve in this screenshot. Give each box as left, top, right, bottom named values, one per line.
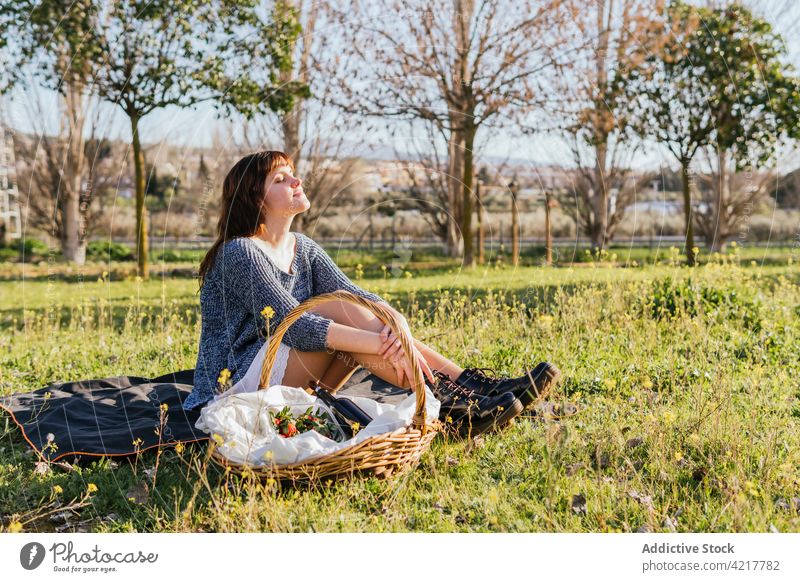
left=302, top=234, right=388, bottom=305
left=219, top=238, right=333, bottom=352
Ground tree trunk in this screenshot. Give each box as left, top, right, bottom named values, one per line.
left=592, top=141, right=609, bottom=251
left=681, top=159, right=695, bottom=266
left=590, top=0, right=610, bottom=252
left=461, top=125, right=476, bottom=267
left=130, top=113, right=148, bottom=279
left=446, top=128, right=464, bottom=258
left=476, top=180, right=484, bottom=265
left=62, top=78, right=88, bottom=265
left=281, top=112, right=301, bottom=168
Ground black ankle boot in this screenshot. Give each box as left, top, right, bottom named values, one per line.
left=429, top=369, right=524, bottom=438
left=453, top=362, right=562, bottom=409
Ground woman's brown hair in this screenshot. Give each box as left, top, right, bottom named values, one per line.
left=197, top=150, right=295, bottom=290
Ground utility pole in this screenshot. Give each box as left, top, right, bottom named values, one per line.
left=476, top=177, right=485, bottom=265
left=509, top=176, right=520, bottom=268
left=544, top=190, right=554, bottom=266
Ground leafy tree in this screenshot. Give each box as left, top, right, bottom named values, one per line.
left=1, top=0, right=102, bottom=264
left=689, top=4, right=800, bottom=250
left=4, top=0, right=306, bottom=278
left=87, top=0, right=305, bottom=278
left=627, top=1, right=800, bottom=261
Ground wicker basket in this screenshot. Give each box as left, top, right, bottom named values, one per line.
left=209, top=290, right=440, bottom=482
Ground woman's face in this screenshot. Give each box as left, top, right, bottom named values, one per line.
left=262, top=164, right=309, bottom=216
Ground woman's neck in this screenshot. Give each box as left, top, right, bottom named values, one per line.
left=252, top=219, right=293, bottom=250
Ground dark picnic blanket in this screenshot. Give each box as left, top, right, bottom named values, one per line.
left=0, top=367, right=407, bottom=464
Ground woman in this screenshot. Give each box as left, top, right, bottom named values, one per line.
left=182, top=151, right=560, bottom=437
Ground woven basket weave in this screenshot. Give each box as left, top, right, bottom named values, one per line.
left=209, top=290, right=440, bottom=482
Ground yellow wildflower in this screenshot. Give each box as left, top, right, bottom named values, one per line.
left=160, top=403, right=169, bottom=413
left=217, top=368, right=232, bottom=386
left=7, top=521, right=23, bottom=533
left=52, top=485, right=63, bottom=495
left=87, top=483, right=98, bottom=494
left=744, top=480, right=760, bottom=498
left=260, top=305, right=275, bottom=320
left=674, top=451, right=683, bottom=462
left=174, top=442, right=185, bottom=454
left=212, top=433, right=225, bottom=446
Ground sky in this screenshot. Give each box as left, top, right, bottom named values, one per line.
left=2, top=0, right=799, bottom=173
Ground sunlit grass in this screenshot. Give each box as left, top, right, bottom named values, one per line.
left=1, top=246, right=799, bottom=532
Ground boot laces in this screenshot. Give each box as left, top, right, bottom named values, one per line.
left=431, top=369, right=478, bottom=401
left=463, top=367, right=506, bottom=391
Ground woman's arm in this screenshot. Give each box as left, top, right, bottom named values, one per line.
left=220, top=239, right=333, bottom=352
left=324, top=321, right=434, bottom=389
left=305, top=235, right=388, bottom=304
left=324, top=322, right=384, bottom=354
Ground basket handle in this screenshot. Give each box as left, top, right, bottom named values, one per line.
left=257, top=290, right=429, bottom=431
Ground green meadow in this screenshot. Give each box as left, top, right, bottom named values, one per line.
left=1, top=245, right=799, bottom=532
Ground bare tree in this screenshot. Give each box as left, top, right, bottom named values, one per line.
left=561, top=133, right=656, bottom=245
left=15, top=90, right=115, bottom=257
left=326, top=0, right=573, bottom=266
left=694, top=147, right=778, bottom=250
left=389, top=121, right=458, bottom=251
left=239, top=1, right=382, bottom=237
left=553, top=0, right=667, bottom=250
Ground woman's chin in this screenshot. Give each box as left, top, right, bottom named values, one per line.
left=289, top=199, right=310, bottom=213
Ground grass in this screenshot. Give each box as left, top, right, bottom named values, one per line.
left=1, top=244, right=799, bottom=532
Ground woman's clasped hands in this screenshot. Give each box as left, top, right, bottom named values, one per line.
left=377, top=316, right=435, bottom=392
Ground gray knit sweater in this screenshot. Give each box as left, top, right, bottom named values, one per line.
left=182, top=232, right=386, bottom=411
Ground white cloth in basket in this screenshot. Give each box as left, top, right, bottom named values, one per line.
left=209, top=338, right=291, bottom=406
left=195, top=383, right=441, bottom=466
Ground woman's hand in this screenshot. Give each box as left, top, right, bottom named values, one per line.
left=378, top=321, right=435, bottom=390
left=397, top=344, right=435, bottom=392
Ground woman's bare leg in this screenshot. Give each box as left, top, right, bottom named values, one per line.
left=279, top=348, right=337, bottom=391
left=412, top=338, right=463, bottom=380
left=276, top=299, right=465, bottom=392
left=308, top=299, right=464, bottom=387
left=318, top=349, right=360, bottom=392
